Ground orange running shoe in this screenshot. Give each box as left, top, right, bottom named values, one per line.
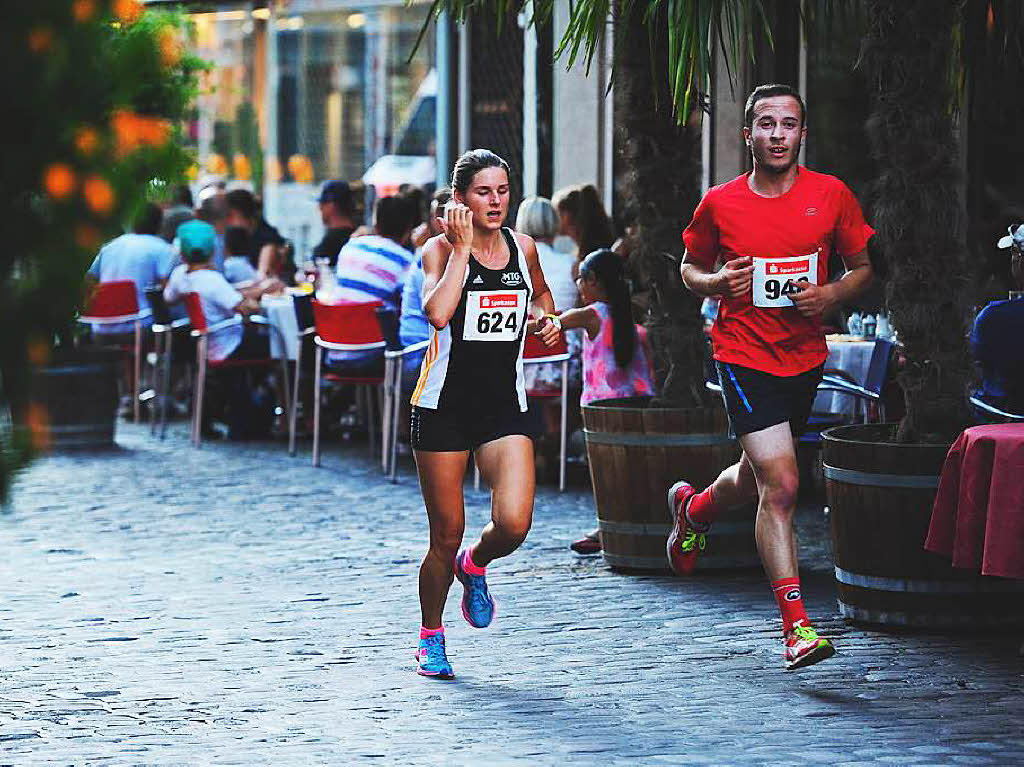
left=666, top=480, right=705, bottom=575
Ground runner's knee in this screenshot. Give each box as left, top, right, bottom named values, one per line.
left=759, top=469, right=799, bottom=513
left=428, top=526, right=464, bottom=560
left=497, top=515, right=532, bottom=546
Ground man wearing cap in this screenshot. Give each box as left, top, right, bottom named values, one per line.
left=312, top=179, right=358, bottom=268
left=971, top=224, right=1024, bottom=415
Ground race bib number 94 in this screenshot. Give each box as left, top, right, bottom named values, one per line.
left=463, top=290, right=527, bottom=341
left=751, top=252, right=819, bottom=308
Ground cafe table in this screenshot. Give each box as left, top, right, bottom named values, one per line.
left=260, top=290, right=302, bottom=361
left=814, top=334, right=877, bottom=416
left=925, top=423, right=1024, bottom=580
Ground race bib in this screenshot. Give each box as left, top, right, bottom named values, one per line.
left=751, top=252, right=819, bottom=308
left=463, top=290, right=527, bottom=341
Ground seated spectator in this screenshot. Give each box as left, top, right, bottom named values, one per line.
left=223, top=226, right=260, bottom=286
left=225, top=188, right=286, bottom=279
left=85, top=202, right=174, bottom=336
left=336, top=195, right=416, bottom=312
left=329, top=196, right=416, bottom=370
left=192, top=188, right=228, bottom=272
left=312, top=180, right=357, bottom=268
left=163, top=221, right=282, bottom=438
left=552, top=183, right=615, bottom=278
left=971, top=225, right=1024, bottom=414
left=516, top=196, right=578, bottom=312
left=400, top=188, right=450, bottom=383
left=515, top=196, right=582, bottom=393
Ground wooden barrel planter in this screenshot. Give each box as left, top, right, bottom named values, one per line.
left=24, top=346, right=122, bottom=451
left=582, top=396, right=759, bottom=573
left=823, top=423, right=1024, bottom=629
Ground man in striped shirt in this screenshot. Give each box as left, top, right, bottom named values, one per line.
left=335, top=195, right=415, bottom=312
left=329, top=196, right=416, bottom=367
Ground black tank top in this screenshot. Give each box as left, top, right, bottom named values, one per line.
left=437, top=227, right=532, bottom=413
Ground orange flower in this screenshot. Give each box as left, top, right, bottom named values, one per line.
left=113, top=0, right=143, bottom=24
left=74, top=223, right=103, bottom=250
left=158, top=27, right=182, bottom=68
left=74, top=126, right=101, bottom=156
left=112, top=109, right=170, bottom=156
left=43, top=163, right=76, bottom=200
left=287, top=154, right=315, bottom=184
left=233, top=153, right=252, bottom=181
left=71, top=0, right=96, bottom=22
left=28, top=26, right=53, bottom=54
left=205, top=153, right=228, bottom=176
left=186, top=163, right=200, bottom=181
left=83, top=175, right=116, bottom=216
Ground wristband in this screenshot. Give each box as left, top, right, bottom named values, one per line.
left=544, top=313, right=562, bottom=331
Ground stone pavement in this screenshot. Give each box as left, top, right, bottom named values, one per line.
left=2, top=424, right=1022, bottom=765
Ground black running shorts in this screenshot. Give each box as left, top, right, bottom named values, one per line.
left=714, top=361, right=824, bottom=439
left=410, top=405, right=538, bottom=452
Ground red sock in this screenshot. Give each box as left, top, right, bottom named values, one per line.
left=419, top=626, right=444, bottom=639
left=771, top=577, right=810, bottom=634
left=686, top=485, right=722, bottom=529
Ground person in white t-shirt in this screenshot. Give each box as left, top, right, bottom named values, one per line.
left=162, top=218, right=284, bottom=440
left=86, top=203, right=175, bottom=335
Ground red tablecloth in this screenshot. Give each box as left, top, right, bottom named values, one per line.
left=925, top=424, right=1024, bottom=579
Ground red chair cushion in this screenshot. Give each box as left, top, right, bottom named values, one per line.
left=313, top=299, right=384, bottom=347
left=184, top=293, right=207, bottom=332
left=524, top=332, right=568, bottom=359
left=86, top=280, right=139, bottom=317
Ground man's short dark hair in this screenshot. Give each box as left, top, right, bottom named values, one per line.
left=225, top=188, right=258, bottom=220
left=224, top=226, right=253, bottom=258
left=375, top=196, right=412, bottom=241
left=133, top=202, right=163, bottom=236
left=744, top=83, right=806, bottom=128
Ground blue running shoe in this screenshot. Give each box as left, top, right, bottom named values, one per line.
left=415, top=633, right=454, bottom=678
left=454, top=549, right=496, bottom=628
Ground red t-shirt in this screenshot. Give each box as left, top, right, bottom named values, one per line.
left=683, top=167, right=875, bottom=376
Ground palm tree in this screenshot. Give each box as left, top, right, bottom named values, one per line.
left=420, top=0, right=769, bottom=407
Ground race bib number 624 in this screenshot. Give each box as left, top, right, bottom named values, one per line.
left=751, top=252, right=819, bottom=308
left=463, top=290, right=527, bottom=341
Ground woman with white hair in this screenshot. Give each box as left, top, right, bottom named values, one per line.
left=515, top=196, right=578, bottom=312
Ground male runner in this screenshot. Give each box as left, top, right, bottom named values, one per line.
left=668, top=83, right=875, bottom=670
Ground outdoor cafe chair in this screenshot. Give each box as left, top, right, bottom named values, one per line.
left=144, top=287, right=190, bottom=440
left=474, top=330, right=572, bottom=492
left=375, top=307, right=430, bottom=482
left=184, top=293, right=292, bottom=448
left=816, top=338, right=893, bottom=424
left=523, top=331, right=571, bottom=492
left=970, top=395, right=1024, bottom=423
left=310, top=299, right=386, bottom=468
left=287, top=292, right=316, bottom=456
left=78, top=279, right=151, bottom=424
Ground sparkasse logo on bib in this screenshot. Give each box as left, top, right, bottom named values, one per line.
left=500, top=271, right=522, bottom=286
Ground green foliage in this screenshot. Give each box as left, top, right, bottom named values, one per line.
left=416, top=0, right=769, bottom=123
left=0, top=2, right=205, bottom=498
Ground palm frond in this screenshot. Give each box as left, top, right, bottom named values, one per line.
left=412, top=0, right=770, bottom=124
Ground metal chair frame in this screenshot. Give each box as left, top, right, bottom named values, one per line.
left=188, top=308, right=291, bottom=448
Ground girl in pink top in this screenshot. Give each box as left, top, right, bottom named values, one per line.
left=540, top=248, right=655, bottom=554
left=552, top=248, right=655, bottom=406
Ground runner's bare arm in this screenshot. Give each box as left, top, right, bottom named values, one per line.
left=680, top=251, right=754, bottom=298
left=790, top=248, right=873, bottom=318
left=423, top=204, right=474, bottom=329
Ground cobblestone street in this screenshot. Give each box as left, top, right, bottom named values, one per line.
left=2, top=424, right=1022, bottom=764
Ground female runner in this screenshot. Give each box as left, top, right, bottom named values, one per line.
left=410, top=149, right=559, bottom=678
